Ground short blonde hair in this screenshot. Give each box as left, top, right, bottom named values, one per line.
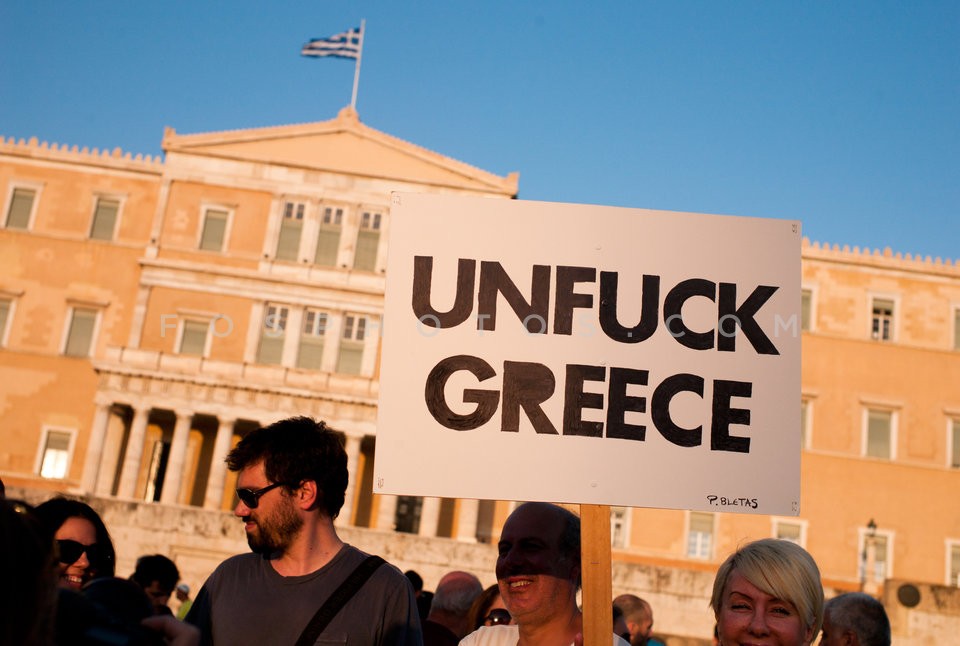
left=710, top=538, right=824, bottom=636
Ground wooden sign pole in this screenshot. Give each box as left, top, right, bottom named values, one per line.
left=580, top=504, right=612, bottom=646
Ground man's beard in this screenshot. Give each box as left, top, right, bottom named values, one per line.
left=245, top=498, right=304, bottom=555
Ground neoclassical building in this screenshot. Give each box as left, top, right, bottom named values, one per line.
left=2, top=109, right=959, bottom=641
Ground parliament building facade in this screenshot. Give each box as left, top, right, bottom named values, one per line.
left=2, top=109, right=958, bottom=643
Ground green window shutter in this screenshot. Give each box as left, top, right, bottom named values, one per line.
left=65, top=308, right=97, bottom=357
left=336, top=342, right=363, bottom=374
left=200, top=209, right=228, bottom=251
left=90, top=198, right=119, bottom=240
left=866, top=411, right=892, bottom=459
left=179, top=320, right=208, bottom=356
left=6, top=188, right=36, bottom=229
left=276, top=218, right=302, bottom=260
left=353, top=229, right=379, bottom=271
left=315, top=228, right=341, bottom=265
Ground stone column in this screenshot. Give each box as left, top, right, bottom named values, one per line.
left=160, top=409, right=193, bottom=505
left=375, top=494, right=397, bottom=531
left=117, top=406, right=150, bottom=499
left=204, top=417, right=237, bottom=510
left=336, top=434, right=362, bottom=527
left=418, top=496, right=441, bottom=537
left=80, top=398, right=113, bottom=494
left=456, top=498, right=480, bottom=542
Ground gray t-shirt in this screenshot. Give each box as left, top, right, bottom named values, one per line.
left=187, top=544, right=422, bottom=645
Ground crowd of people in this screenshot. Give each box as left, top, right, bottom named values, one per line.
left=1, top=416, right=893, bottom=645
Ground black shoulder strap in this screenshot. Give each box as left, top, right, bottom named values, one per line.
left=294, top=555, right=386, bottom=646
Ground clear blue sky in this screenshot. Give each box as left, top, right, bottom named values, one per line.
left=2, top=2, right=957, bottom=260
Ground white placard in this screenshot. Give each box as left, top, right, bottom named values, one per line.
left=374, top=194, right=801, bottom=515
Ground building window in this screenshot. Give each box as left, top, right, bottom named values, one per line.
left=314, top=206, right=343, bottom=266
left=948, top=541, right=960, bottom=587
left=687, top=512, right=714, bottom=559
left=199, top=207, right=229, bottom=252
left=275, top=201, right=305, bottom=261
left=871, top=298, right=894, bottom=341
left=953, top=307, right=960, bottom=351
left=38, top=428, right=74, bottom=479
left=89, top=196, right=120, bottom=241
left=63, top=307, right=99, bottom=357
left=611, top=507, right=630, bottom=549
left=865, top=409, right=894, bottom=460
left=178, top=319, right=209, bottom=356
left=337, top=314, right=367, bottom=374
left=4, top=186, right=37, bottom=230
left=256, top=305, right=288, bottom=365
left=800, top=399, right=810, bottom=449
left=297, top=309, right=328, bottom=370
left=950, top=419, right=960, bottom=469
left=859, top=531, right=891, bottom=583
left=774, top=519, right=805, bottom=546
left=0, top=298, right=11, bottom=347
left=353, top=210, right=382, bottom=271
left=800, top=289, right=813, bottom=332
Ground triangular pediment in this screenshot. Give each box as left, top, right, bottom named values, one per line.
left=161, top=107, right=517, bottom=195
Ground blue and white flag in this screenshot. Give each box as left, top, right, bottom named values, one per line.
left=301, top=27, right=362, bottom=59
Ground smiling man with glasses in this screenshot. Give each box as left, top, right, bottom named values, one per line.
left=185, top=416, right=422, bottom=645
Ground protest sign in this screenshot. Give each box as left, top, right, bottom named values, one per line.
left=375, top=193, right=801, bottom=515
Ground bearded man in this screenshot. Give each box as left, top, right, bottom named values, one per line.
left=186, top=416, right=421, bottom=645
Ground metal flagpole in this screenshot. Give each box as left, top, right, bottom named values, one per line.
left=350, top=19, right=365, bottom=111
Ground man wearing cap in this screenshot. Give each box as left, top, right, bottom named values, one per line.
left=174, top=583, right=192, bottom=620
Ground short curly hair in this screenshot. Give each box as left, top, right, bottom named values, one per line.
left=226, top=417, right=348, bottom=518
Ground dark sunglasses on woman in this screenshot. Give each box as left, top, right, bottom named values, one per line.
left=57, top=539, right=108, bottom=566
left=483, top=608, right=511, bottom=626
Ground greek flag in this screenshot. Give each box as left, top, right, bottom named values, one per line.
left=301, top=27, right=362, bottom=59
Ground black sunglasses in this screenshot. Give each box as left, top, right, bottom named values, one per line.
left=236, top=481, right=293, bottom=509
left=483, top=608, right=511, bottom=626
left=57, top=539, right=107, bottom=566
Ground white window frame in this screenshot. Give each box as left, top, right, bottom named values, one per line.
left=34, top=426, right=77, bottom=480
left=61, top=304, right=103, bottom=358
left=2, top=181, right=43, bottom=230
left=197, top=204, right=234, bottom=252
left=275, top=199, right=308, bottom=261
left=858, top=527, right=894, bottom=582
left=862, top=407, right=897, bottom=460
left=610, top=506, right=631, bottom=549
left=314, top=204, right=345, bottom=267
left=686, top=511, right=715, bottom=560
left=88, top=193, right=125, bottom=241
left=337, top=313, right=368, bottom=374
left=947, top=539, right=960, bottom=587
left=772, top=517, right=807, bottom=547
left=800, top=285, right=816, bottom=332
left=256, top=304, right=290, bottom=365
left=353, top=208, right=384, bottom=271
left=297, top=308, right=329, bottom=370
left=869, top=294, right=898, bottom=342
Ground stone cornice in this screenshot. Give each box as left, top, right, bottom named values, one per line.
left=0, top=135, right=164, bottom=174
left=802, top=237, right=959, bottom=277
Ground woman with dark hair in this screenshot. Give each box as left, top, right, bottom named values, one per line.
left=34, top=497, right=116, bottom=591
left=466, top=584, right=512, bottom=633
left=0, top=499, right=58, bottom=646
